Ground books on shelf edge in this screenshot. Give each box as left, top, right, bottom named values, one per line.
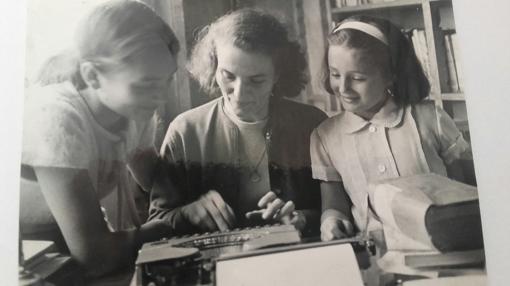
left=444, top=33, right=460, bottom=93
left=450, top=33, right=464, bottom=92
left=346, top=0, right=358, bottom=6
left=334, top=0, right=346, bottom=8
left=368, top=173, right=482, bottom=252
left=333, top=0, right=395, bottom=8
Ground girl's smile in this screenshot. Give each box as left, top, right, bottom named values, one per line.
left=328, top=44, right=392, bottom=120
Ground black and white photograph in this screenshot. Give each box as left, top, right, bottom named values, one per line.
left=3, top=0, right=510, bottom=285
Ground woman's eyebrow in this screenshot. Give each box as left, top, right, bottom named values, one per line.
left=139, top=75, right=173, bottom=83
left=220, top=68, right=266, bottom=78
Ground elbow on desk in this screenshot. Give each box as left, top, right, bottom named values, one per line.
left=68, top=234, right=134, bottom=278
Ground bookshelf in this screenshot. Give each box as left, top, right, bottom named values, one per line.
left=319, top=0, right=469, bottom=137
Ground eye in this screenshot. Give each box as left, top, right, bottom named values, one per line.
left=351, top=74, right=367, bottom=81
left=221, top=70, right=235, bottom=81
left=330, top=72, right=341, bottom=79
left=250, top=77, right=266, bottom=85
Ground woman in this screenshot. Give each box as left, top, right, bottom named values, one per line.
left=20, top=0, right=179, bottom=278
left=149, top=9, right=327, bottom=237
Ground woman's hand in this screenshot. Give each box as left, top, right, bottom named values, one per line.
left=245, top=191, right=306, bottom=229
left=320, top=216, right=354, bottom=241
left=180, top=190, right=236, bottom=232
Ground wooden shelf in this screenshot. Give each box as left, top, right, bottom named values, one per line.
left=330, top=0, right=449, bottom=14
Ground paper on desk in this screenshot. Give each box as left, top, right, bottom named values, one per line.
left=377, top=251, right=439, bottom=278
left=371, top=183, right=433, bottom=251
left=216, top=243, right=364, bottom=286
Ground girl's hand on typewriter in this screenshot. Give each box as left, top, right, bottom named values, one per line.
left=320, top=216, right=355, bottom=241
left=181, top=190, right=236, bottom=232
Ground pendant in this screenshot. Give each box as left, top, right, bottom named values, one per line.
left=250, top=171, right=261, bottom=182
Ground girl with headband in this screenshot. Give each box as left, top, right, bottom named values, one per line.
left=310, top=15, right=472, bottom=241
left=20, top=0, right=179, bottom=279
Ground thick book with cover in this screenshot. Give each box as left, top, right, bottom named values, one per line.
left=404, top=249, right=485, bottom=268
left=368, top=173, right=483, bottom=252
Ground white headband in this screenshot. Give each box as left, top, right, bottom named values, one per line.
left=333, top=21, right=389, bottom=45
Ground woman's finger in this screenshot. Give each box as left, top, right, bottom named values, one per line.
left=275, top=201, right=295, bottom=220
left=195, top=201, right=217, bottom=231
left=207, top=191, right=235, bottom=228
left=257, top=191, right=277, bottom=208
left=262, top=198, right=284, bottom=220
left=200, top=196, right=229, bottom=231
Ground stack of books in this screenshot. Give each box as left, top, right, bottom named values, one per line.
left=369, top=174, right=485, bottom=276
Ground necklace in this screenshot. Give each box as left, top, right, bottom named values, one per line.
left=249, top=145, right=267, bottom=182
left=248, top=131, right=271, bottom=183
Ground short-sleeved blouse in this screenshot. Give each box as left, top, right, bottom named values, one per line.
left=310, top=98, right=470, bottom=231
left=21, top=82, right=157, bottom=231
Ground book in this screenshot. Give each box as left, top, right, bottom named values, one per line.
left=404, top=249, right=485, bottom=268
left=444, top=33, right=460, bottom=92
left=22, top=240, right=56, bottom=268
left=346, top=0, right=358, bottom=6
left=333, top=0, right=346, bottom=8
left=369, top=173, right=482, bottom=252
left=451, top=33, right=465, bottom=91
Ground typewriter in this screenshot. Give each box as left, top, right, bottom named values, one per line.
left=134, top=224, right=374, bottom=286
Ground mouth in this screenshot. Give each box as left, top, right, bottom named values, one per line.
left=340, top=95, right=359, bottom=104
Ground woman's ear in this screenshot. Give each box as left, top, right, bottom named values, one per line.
left=79, top=62, right=101, bottom=89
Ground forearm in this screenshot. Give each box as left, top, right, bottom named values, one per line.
left=148, top=158, right=193, bottom=234
left=321, top=181, right=352, bottom=220
left=81, top=220, right=176, bottom=277
left=74, top=229, right=137, bottom=278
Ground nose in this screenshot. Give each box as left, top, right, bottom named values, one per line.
left=338, top=77, right=351, bottom=94
left=230, top=79, right=249, bottom=100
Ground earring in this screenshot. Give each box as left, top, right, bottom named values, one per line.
left=385, top=88, right=394, bottom=97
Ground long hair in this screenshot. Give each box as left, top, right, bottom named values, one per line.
left=36, top=0, right=179, bottom=89
left=187, top=8, right=308, bottom=98
left=321, top=15, right=430, bottom=105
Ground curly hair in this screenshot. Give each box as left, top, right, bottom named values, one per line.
left=187, top=8, right=308, bottom=98
left=321, top=15, right=430, bottom=106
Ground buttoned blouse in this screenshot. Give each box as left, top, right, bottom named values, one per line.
left=310, top=98, right=470, bottom=231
